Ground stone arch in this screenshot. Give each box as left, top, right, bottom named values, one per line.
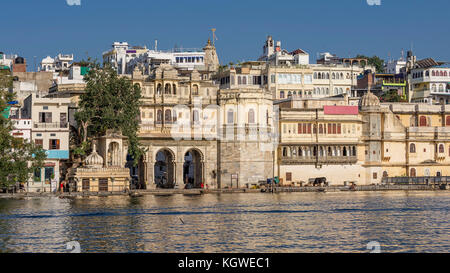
left=154, top=148, right=176, bottom=188
left=183, top=148, right=204, bottom=188
left=107, top=141, right=120, bottom=166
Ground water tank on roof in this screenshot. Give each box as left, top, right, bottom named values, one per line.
left=15, top=57, right=25, bottom=64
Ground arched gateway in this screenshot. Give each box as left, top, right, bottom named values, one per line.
left=154, top=149, right=175, bottom=188
left=183, top=149, right=204, bottom=188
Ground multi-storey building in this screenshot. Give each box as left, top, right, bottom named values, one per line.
left=21, top=94, right=71, bottom=192
left=275, top=93, right=450, bottom=185
left=128, top=39, right=274, bottom=190
left=409, top=59, right=450, bottom=104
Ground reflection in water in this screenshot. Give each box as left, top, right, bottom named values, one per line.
left=0, top=191, right=449, bottom=253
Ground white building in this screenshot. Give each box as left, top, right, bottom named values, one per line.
left=104, top=41, right=208, bottom=75
left=39, top=54, right=74, bottom=73
left=0, top=52, right=15, bottom=70
left=21, top=94, right=71, bottom=192
left=258, top=36, right=310, bottom=66
left=384, top=58, right=406, bottom=74
left=410, top=61, right=450, bottom=104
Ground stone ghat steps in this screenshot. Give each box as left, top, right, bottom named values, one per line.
left=0, top=185, right=445, bottom=199
left=271, top=184, right=436, bottom=192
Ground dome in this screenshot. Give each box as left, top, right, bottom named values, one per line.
left=14, top=57, right=24, bottom=64
left=85, top=144, right=104, bottom=168
left=360, top=90, right=380, bottom=107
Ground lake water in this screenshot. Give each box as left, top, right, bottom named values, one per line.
left=0, top=191, right=449, bottom=253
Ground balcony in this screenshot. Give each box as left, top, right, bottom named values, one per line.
left=280, top=155, right=357, bottom=165
left=34, top=122, right=68, bottom=129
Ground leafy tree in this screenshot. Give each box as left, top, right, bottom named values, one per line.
left=380, top=89, right=407, bottom=103
left=0, top=70, right=46, bottom=190
left=75, top=62, right=144, bottom=165
left=355, top=55, right=385, bottom=73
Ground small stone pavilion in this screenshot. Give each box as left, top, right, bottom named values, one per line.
left=70, top=130, right=131, bottom=192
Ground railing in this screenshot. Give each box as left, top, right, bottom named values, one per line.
left=281, top=155, right=357, bottom=164
left=33, top=122, right=68, bottom=129
left=382, top=176, right=450, bottom=185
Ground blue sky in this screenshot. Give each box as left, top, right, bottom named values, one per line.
left=2, top=0, right=449, bottom=70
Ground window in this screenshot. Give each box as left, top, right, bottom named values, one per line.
left=39, top=112, right=52, bottom=123
left=319, top=124, right=323, bottom=134
left=157, top=110, right=162, bottom=122
left=280, top=91, right=285, bottom=99
left=49, top=139, right=60, bottom=150
left=298, top=123, right=303, bottom=134
left=193, top=110, right=200, bottom=124
left=35, top=139, right=43, bottom=147
left=337, top=123, right=341, bottom=134
left=419, top=116, right=427, bottom=127
left=60, top=113, right=67, bottom=128
left=227, top=109, right=234, bottom=124
left=307, top=124, right=311, bottom=134
left=332, top=124, right=337, bottom=134
left=446, top=116, right=450, bottom=126
left=192, top=85, right=199, bottom=95
left=248, top=109, right=255, bottom=124
left=286, top=172, right=292, bottom=182
left=373, top=172, right=377, bottom=179
left=410, top=168, right=416, bottom=177
left=410, top=143, right=416, bottom=153
left=439, top=144, right=444, bottom=153
left=165, top=109, right=172, bottom=122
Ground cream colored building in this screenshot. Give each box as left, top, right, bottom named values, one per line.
left=21, top=94, right=71, bottom=191
left=275, top=93, right=450, bottom=185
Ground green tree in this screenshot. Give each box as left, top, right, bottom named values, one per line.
left=380, top=89, right=407, bottom=103
left=0, top=70, right=46, bottom=190
left=355, top=55, right=385, bottom=73
left=75, top=63, right=144, bottom=165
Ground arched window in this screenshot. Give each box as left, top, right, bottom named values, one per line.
left=164, top=109, right=172, bottom=122
left=419, top=116, right=427, bottom=127
left=332, top=73, right=336, bottom=79
left=326, top=73, right=329, bottom=79
left=340, top=73, right=344, bottom=79
left=280, top=91, right=285, bottom=99
left=319, top=124, right=323, bottom=134
left=439, top=144, right=444, bottom=153
left=227, top=109, right=234, bottom=124
left=432, top=84, right=437, bottom=91
left=352, top=146, right=356, bottom=156
left=248, top=109, right=255, bottom=124
left=446, top=116, right=450, bottom=126
left=343, top=147, right=347, bottom=156
left=156, top=84, right=162, bottom=95
left=410, top=143, right=416, bottom=153
left=238, top=76, right=242, bottom=85
left=172, top=84, right=176, bottom=95
left=193, top=110, right=199, bottom=124
left=314, top=72, right=317, bottom=79
left=432, top=71, right=436, bottom=76
left=242, top=76, right=247, bottom=85
left=157, top=110, right=162, bottom=122
left=383, top=171, right=388, bottom=178
left=410, top=168, right=416, bottom=177
left=328, top=147, right=332, bottom=156
left=192, top=84, right=199, bottom=95
left=282, top=147, right=287, bottom=157
left=165, top=83, right=171, bottom=94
